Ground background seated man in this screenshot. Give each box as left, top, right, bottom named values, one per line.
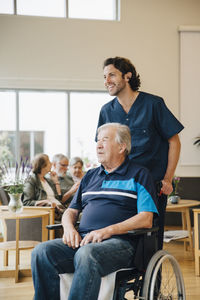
left=31, top=123, right=158, bottom=300
left=50, top=154, right=80, bottom=207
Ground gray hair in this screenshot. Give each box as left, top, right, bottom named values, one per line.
left=97, top=123, right=131, bottom=156
left=52, top=153, right=68, bottom=163
left=69, top=156, right=84, bottom=167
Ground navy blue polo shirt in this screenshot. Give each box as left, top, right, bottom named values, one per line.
left=69, top=157, right=158, bottom=234
left=96, top=92, right=184, bottom=181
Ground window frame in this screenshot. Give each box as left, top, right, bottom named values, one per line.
left=0, top=0, right=120, bottom=21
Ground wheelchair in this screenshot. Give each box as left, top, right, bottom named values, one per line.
left=47, top=223, right=186, bottom=300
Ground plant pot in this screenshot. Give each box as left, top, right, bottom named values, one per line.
left=8, top=193, right=23, bottom=213
left=168, top=195, right=180, bottom=204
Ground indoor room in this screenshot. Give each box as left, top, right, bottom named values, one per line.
left=0, top=0, right=200, bottom=299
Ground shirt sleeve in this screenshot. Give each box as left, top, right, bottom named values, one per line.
left=136, top=168, right=158, bottom=214
left=69, top=183, right=82, bottom=211
left=153, top=98, right=184, bottom=140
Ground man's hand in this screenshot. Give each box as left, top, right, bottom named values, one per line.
left=161, top=179, right=173, bottom=195
left=63, top=227, right=82, bottom=249
left=80, top=228, right=112, bottom=247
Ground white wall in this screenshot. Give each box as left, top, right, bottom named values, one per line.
left=0, top=0, right=200, bottom=176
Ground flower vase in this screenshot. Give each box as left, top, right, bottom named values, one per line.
left=168, top=195, right=180, bottom=204
left=8, top=193, right=23, bottom=213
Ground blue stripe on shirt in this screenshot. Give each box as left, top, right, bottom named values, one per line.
left=102, top=178, right=137, bottom=191
left=136, top=182, right=158, bottom=214
left=101, top=178, right=158, bottom=214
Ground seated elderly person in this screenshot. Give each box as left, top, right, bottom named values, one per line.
left=31, top=123, right=158, bottom=300
left=22, top=153, right=64, bottom=219
left=68, top=156, right=84, bottom=183
left=50, top=154, right=80, bottom=207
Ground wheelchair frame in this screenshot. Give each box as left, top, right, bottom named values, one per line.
left=47, top=224, right=185, bottom=300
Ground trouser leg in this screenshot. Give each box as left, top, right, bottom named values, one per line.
left=31, top=238, right=77, bottom=300
left=68, top=237, right=135, bottom=300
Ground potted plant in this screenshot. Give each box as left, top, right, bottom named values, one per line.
left=168, top=176, right=180, bottom=204
left=0, top=158, right=31, bottom=213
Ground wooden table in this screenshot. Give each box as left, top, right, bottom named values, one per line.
left=0, top=207, right=50, bottom=282
left=166, top=199, right=200, bottom=258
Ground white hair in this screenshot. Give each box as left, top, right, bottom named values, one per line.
left=52, top=153, right=68, bottom=163
left=97, top=123, right=131, bottom=156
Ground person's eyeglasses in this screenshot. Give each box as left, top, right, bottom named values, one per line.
left=59, top=163, right=68, bottom=168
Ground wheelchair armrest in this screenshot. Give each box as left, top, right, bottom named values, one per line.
left=46, top=221, right=80, bottom=230
left=127, top=226, right=159, bottom=236
left=46, top=223, right=62, bottom=230
left=129, top=227, right=159, bottom=271
left=46, top=225, right=159, bottom=234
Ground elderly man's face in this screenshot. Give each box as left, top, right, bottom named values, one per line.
left=96, top=127, right=122, bottom=166
left=55, top=158, right=69, bottom=177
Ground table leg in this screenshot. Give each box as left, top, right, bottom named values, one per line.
left=15, top=219, right=20, bottom=283
left=181, top=211, right=187, bottom=251
left=185, top=208, right=194, bottom=259
left=41, top=214, right=49, bottom=242
left=49, top=208, right=55, bottom=240
left=3, top=250, right=8, bottom=266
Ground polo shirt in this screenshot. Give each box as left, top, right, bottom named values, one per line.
left=96, top=91, right=184, bottom=181
left=69, top=157, right=158, bottom=234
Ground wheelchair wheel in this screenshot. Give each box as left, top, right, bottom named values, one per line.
left=142, top=250, right=186, bottom=300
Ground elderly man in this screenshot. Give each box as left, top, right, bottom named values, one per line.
left=31, top=123, right=158, bottom=300
left=49, top=154, right=80, bottom=206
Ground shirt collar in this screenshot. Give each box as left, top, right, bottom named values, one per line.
left=98, top=156, right=130, bottom=176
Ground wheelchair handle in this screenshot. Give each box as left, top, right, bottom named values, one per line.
left=156, top=181, right=163, bottom=196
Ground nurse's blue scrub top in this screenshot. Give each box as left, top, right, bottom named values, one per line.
left=96, top=91, right=184, bottom=182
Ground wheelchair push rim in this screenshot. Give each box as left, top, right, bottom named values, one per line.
left=142, top=250, right=186, bottom=300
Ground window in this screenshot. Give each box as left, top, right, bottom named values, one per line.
left=19, top=91, right=68, bottom=159
left=17, top=0, right=66, bottom=18
left=0, top=90, right=112, bottom=171
left=0, top=91, right=16, bottom=164
left=70, top=92, right=112, bottom=168
left=0, top=0, right=119, bottom=21
left=0, top=0, right=14, bottom=14
left=68, top=0, right=117, bottom=20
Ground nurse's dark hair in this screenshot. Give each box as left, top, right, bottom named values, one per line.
left=32, top=153, right=49, bottom=175
left=97, top=123, right=131, bottom=156
left=103, top=56, right=141, bottom=91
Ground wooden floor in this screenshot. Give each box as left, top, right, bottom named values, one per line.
left=0, top=241, right=200, bottom=300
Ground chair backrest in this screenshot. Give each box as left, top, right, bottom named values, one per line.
left=0, top=187, right=9, bottom=205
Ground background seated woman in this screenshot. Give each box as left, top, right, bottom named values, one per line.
left=22, top=153, right=64, bottom=220
left=68, top=156, right=84, bottom=183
